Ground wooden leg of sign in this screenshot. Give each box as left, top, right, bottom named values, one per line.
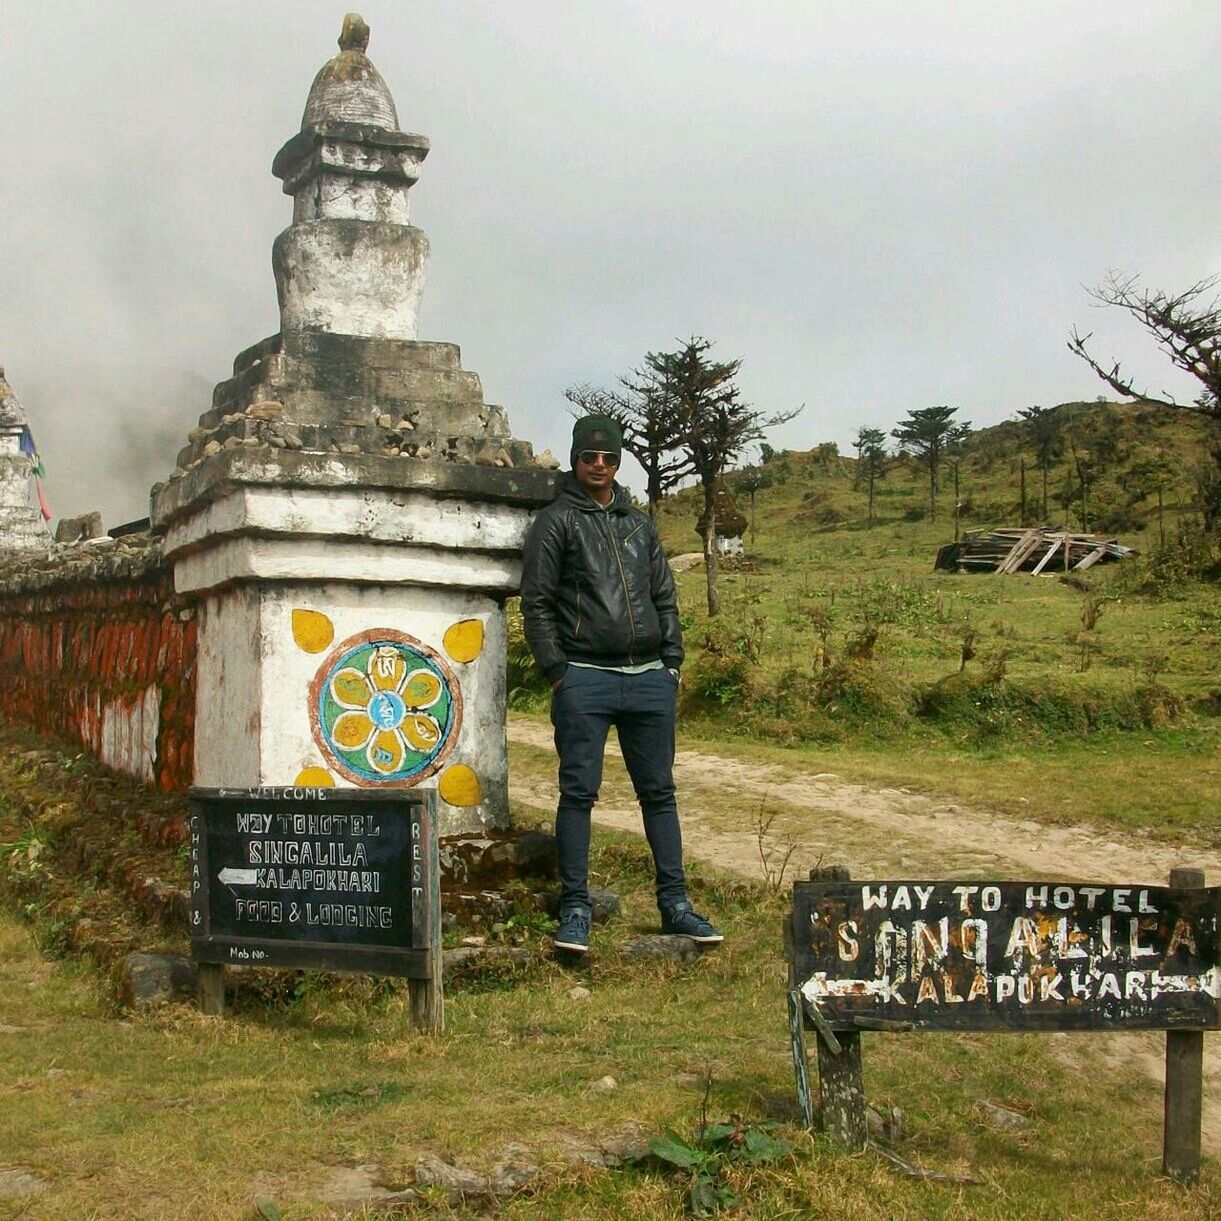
left=1163, top=865, right=1205, bottom=1186
left=817, top=1030, right=867, bottom=1150
left=787, top=989, right=816, bottom=1131
left=805, top=863, right=868, bottom=1149
left=409, top=962, right=443, bottom=1033
left=197, top=964, right=224, bottom=1016
left=409, top=813, right=444, bottom=1034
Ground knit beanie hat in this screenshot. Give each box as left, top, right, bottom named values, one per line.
left=570, top=414, right=623, bottom=468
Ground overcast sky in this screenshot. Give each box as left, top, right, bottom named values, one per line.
left=3, top=1, right=1218, bottom=526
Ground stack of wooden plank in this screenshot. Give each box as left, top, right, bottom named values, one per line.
left=934, top=528, right=1134, bottom=574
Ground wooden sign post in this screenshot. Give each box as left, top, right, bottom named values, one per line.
left=188, top=786, right=442, bottom=1032
left=787, top=867, right=1217, bottom=1180
left=1164, top=866, right=1206, bottom=1185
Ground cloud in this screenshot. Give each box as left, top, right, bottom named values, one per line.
left=2, top=0, right=1216, bottom=520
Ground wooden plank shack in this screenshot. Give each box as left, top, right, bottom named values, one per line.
left=787, top=872, right=1217, bottom=1181
left=934, top=527, right=1134, bottom=575
left=189, top=786, right=442, bottom=1030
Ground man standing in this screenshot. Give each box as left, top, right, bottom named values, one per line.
left=521, top=415, right=723, bottom=954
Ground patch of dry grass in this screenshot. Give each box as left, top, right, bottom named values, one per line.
left=0, top=831, right=1216, bottom=1219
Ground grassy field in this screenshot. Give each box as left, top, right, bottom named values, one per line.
left=599, top=401, right=1221, bottom=840
left=0, top=822, right=1216, bottom=1220
left=1, top=400, right=1217, bottom=1216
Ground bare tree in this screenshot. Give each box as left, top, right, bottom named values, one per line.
left=1069, top=272, right=1220, bottom=528
left=1068, top=272, right=1220, bottom=420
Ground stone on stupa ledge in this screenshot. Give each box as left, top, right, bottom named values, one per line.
left=0, top=531, right=161, bottom=597
left=169, top=331, right=536, bottom=472
left=150, top=447, right=558, bottom=531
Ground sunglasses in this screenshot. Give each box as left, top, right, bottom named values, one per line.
left=577, top=450, right=621, bottom=468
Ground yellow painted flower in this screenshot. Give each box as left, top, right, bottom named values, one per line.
left=329, top=644, right=446, bottom=776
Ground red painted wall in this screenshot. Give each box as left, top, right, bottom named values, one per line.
left=0, top=571, right=196, bottom=792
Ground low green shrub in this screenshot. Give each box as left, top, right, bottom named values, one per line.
left=1107, top=531, right=1218, bottom=598
left=916, top=671, right=1186, bottom=742
left=505, top=598, right=549, bottom=709
left=812, top=660, right=911, bottom=726
left=684, top=619, right=764, bottom=707
left=849, top=577, right=942, bottom=627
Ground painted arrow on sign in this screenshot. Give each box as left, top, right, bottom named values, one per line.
left=217, top=867, right=258, bottom=886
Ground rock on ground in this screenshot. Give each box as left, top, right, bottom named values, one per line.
left=975, top=1100, right=1032, bottom=1129
left=413, top=1153, right=491, bottom=1201
left=315, top=1164, right=415, bottom=1208
left=548, top=885, right=622, bottom=924
left=0, top=1168, right=49, bottom=1199
left=620, top=934, right=701, bottom=964
left=118, top=953, right=197, bottom=1009
left=441, top=945, right=531, bottom=980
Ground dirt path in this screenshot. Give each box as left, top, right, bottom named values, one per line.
left=508, top=714, right=1221, bottom=1152
left=508, top=716, right=1218, bottom=885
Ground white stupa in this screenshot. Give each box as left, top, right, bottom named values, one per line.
left=0, top=368, right=50, bottom=552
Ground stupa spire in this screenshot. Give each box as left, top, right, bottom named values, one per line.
left=338, top=12, right=370, bottom=52
left=271, top=14, right=430, bottom=339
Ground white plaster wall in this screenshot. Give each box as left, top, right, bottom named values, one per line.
left=0, top=454, right=35, bottom=510
left=97, top=684, right=160, bottom=784
left=254, top=582, right=509, bottom=833
left=164, top=486, right=533, bottom=558
left=192, top=588, right=264, bottom=787
left=293, top=175, right=410, bottom=225
left=274, top=222, right=428, bottom=340
left=172, top=537, right=522, bottom=598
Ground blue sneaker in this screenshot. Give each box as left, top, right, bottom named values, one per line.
left=660, top=900, right=724, bottom=944
left=553, top=904, right=592, bottom=954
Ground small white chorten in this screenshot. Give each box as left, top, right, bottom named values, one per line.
left=0, top=368, right=50, bottom=552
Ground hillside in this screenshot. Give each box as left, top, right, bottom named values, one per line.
left=659, top=399, right=1215, bottom=549
left=554, top=399, right=1221, bottom=838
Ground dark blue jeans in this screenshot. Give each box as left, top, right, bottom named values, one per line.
left=550, top=665, right=687, bottom=912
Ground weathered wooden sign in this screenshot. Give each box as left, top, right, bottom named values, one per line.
left=792, top=878, right=1219, bottom=1032
left=787, top=868, right=1214, bottom=1185
left=188, top=787, right=437, bottom=981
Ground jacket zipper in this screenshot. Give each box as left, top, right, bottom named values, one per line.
left=599, top=508, right=638, bottom=662
left=574, top=587, right=582, bottom=637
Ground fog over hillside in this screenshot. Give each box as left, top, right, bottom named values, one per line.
left=2, top=1, right=1217, bottom=527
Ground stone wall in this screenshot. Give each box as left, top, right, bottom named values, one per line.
left=0, top=534, right=196, bottom=790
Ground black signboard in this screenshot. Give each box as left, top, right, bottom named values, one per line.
left=189, top=786, right=435, bottom=978
left=791, top=879, right=1219, bottom=1032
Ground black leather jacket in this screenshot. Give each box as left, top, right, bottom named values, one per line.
left=520, top=474, right=683, bottom=683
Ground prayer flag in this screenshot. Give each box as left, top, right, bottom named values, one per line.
left=34, top=476, right=52, bottom=522
left=18, top=425, right=46, bottom=477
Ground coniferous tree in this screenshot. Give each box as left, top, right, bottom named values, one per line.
left=854, top=426, right=888, bottom=527
left=729, top=464, right=773, bottom=545
left=663, top=338, right=799, bottom=614
left=574, top=338, right=797, bottom=613
left=1017, top=404, right=1061, bottom=520
left=891, top=406, right=971, bottom=523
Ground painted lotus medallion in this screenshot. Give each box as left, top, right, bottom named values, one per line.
left=309, top=629, right=461, bottom=786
